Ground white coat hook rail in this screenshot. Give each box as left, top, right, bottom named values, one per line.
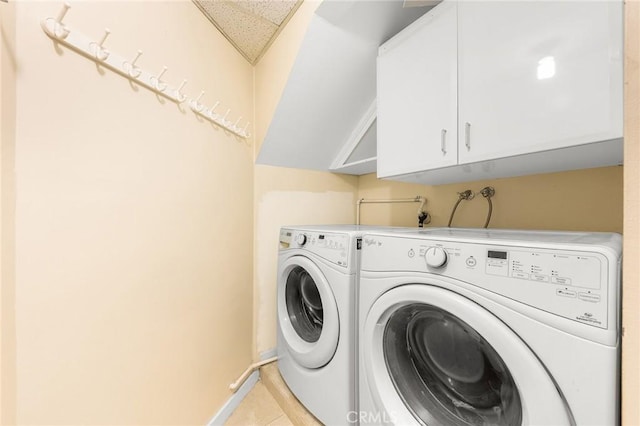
left=188, top=93, right=250, bottom=139
left=40, top=2, right=251, bottom=140
left=41, top=7, right=186, bottom=105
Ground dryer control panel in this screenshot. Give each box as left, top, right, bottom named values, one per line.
left=280, top=229, right=351, bottom=268
left=361, top=234, right=621, bottom=332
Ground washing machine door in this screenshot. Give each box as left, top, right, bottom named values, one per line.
left=278, top=255, right=339, bottom=369
left=362, top=283, right=573, bottom=426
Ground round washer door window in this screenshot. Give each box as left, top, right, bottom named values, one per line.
left=384, top=303, right=521, bottom=425
left=362, top=284, right=573, bottom=426
left=277, top=256, right=339, bottom=369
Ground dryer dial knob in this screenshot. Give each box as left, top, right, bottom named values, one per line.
left=425, top=247, right=448, bottom=268
left=296, top=234, right=307, bottom=246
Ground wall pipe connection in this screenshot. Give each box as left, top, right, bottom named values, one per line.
left=229, top=356, right=278, bottom=392
left=356, top=196, right=427, bottom=225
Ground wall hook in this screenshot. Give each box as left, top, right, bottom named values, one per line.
left=123, top=50, right=143, bottom=78
left=54, top=2, right=71, bottom=39
left=221, top=109, right=231, bottom=124
left=56, top=2, right=71, bottom=22
left=150, top=66, right=168, bottom=92
left=189, top=91, right=206, bottom=113
left=242, top=122, right=250, bottom=136
left=90, top=28, right=110, bottom=61
left=176, top=79, right=188, bottom=103
left=41, top=2, right=71, bottom=39
left=207, top=101, right=220, bottom=119
left=39, top=6, right=249, bottom=138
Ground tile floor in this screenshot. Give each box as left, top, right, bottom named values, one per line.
left=225, top=382, right=294, bottom=426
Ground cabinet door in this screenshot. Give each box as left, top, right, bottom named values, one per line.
left=377, top=1, right=458, bottom=178
left=458, top=1, right=623, bottom=165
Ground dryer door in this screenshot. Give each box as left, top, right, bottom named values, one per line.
left=278, top=256, right=339, bottom=369
left=362, top=284, right=572, bottom=426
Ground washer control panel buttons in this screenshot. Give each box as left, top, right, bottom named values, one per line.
left=551, top=276, right=572, bottom=285
left=425, top=247, right=448, bottom=268
left=288, top=231, right=350, bottom=268
left=296, top=234, right=307, bottom=246
left=531, top=274, right=550, bottom=283
left=578, top=293, right=601, bottom=303
left=509, top=251, right=601, bottom=290
left=556, top=289, right=577, bottom=298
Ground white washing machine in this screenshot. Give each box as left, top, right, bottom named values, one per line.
left=277, top=225, right=400, bottom=425
left=358, top=228, right=621, bottom=426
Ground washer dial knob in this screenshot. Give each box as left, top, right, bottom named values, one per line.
left=425, top=247, right=448, bottom=268
left=296, top=234, right=307, bottom=246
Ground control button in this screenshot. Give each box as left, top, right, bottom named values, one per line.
left=486, top=259, right=509, bottom=277
left=513, top=272, right=529, bottom=280
left=425, top=247, right=448, bottom=268
left=465, top=257, right=477, bottom=267
left=551, top=276, right=572, bottom=285
left=578, top=293, right=601, bottom=303
left=408, top=249, right=415, bottom=258
left=556, top=289, right=577, bottom=298
left=530, top=274, right=549, bottom=283
left=296, top=234, right=307, bottom=246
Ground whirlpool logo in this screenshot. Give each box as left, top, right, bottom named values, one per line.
left=363, top=238, right=382, bottom=247
left=347, top=411, right=398, bottom=424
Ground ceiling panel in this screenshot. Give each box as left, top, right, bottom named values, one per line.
left=193, top=0, right=302, bottom=64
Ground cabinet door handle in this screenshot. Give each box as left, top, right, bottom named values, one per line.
left=441, top=129, right=447, bottom=154
left=465, top=122, right=471, bottom=150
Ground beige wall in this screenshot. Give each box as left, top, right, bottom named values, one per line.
left=358, top=167, right=623, bottom=233
left=253, top=0, right=358, bottom=356
left=623, top=0, right=640, bottom=424
left=0, top=1, right=17, bottom=424
left=7, top=1, right=253, bottom=424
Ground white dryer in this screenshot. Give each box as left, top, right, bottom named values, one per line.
left=277, top=225, right=398, bottom=425
left=358, top=228, right=621, bottom=426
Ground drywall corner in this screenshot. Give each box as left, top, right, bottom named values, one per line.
left=0, top=0, right=17, bottom=423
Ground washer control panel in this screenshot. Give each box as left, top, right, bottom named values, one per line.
left=506, top=250, right=601, bottom=290
left=280, top=229, right=350, bottom=268
left=362, top=235, right=618, bottom=330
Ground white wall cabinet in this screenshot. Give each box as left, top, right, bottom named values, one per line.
left=377, top=1, right=457, bottom=178
left=377, top=0, right=623, bottom=185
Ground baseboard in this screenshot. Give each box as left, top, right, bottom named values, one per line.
left=259, top=347, right=277, bottom=361
left=205, top=349, right=277, bottom=425
left=206, top=370, right=259, bottom=426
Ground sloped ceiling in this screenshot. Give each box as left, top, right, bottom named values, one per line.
left=256, top=0, right=431, bottom=174
left=193, top=0, right=303, bottom=64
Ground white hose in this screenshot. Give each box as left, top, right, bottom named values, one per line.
left=229, top=356, right=278, bottom=392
